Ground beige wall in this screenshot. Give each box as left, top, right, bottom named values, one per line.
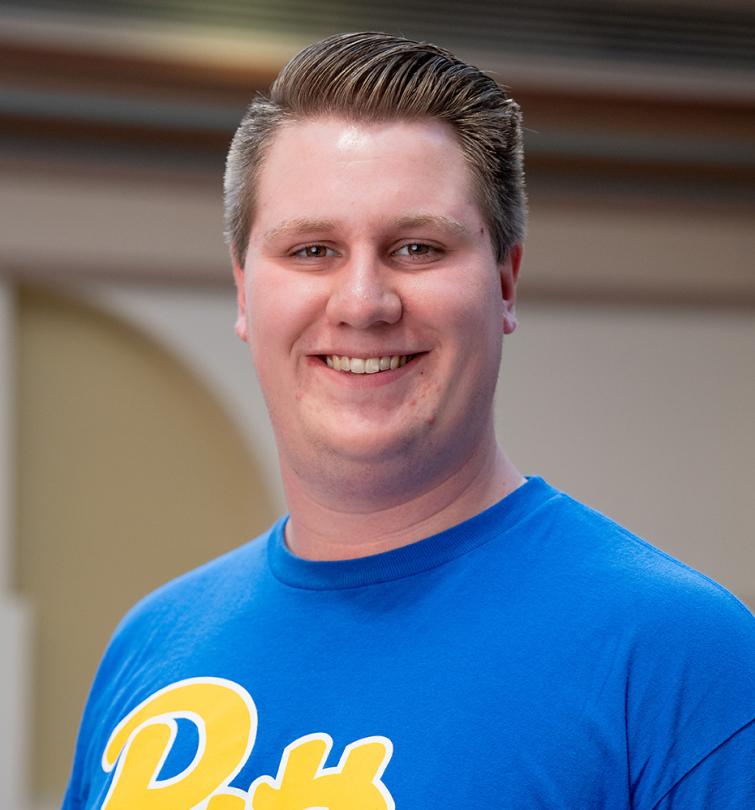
left=14, top=287, right=276, bottom=802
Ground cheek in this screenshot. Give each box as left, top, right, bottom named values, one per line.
left=246, top=271, right=323, bottom=349
left=422, top=273, right=501, bottom=339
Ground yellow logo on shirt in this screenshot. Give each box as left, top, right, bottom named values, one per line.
left=101, top=677, right=395, bottom=809
left=251, top=733, right=394, bottom=810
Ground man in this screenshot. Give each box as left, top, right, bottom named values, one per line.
left=65, top=32, right=753, bottom=809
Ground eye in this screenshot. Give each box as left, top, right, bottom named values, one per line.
left=292, top=244, right=337, bottom=259
left=393, top=243, right=441, bottom=261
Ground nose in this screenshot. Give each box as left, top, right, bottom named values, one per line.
left=325, top=252, right=402, bottom=329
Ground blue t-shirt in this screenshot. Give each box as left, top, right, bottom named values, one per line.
left=64, top=477, right=755, bottom=808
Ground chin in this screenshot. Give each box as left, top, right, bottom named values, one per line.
left=311, top=423, right=432, bottom=467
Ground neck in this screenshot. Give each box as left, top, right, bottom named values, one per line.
left=280, top=433, right=523, bottom=561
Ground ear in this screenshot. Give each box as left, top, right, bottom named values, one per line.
left=500, top=242, right=523, bottom=335
left=232, top=253, right=248, bottom=342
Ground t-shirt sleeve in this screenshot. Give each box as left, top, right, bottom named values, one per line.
left=61, top=781, right=83, bottom=810
left=61, top=586, right=173, bottom=809
left=621, top=556, right=755, bottom=809
left=650, top=719, right=755, bottom=809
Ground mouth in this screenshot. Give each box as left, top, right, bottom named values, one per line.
left=320, top=353, right=419, bottom=375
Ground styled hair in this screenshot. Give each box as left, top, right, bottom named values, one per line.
left=224, top=32, right=526, bottom=264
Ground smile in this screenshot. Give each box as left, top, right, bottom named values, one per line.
left=324, top=354, right=414, bottom=374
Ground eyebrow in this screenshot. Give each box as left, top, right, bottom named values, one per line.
left=261, top=213, right=471, bottom=245
left=392, top=214, right=471, bottom=238
left=261, top=218, right=338, bottom=245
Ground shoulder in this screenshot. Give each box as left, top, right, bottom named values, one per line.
left=506, top=481, right=754, bottom=692
left=554, top=489, right=754, bottom=687
left=89, top=527, right=276, bottom=674
left=533, top=485, right=752, bottom=626
left=65, top=523, right=279, bottom=804
left=106, top=523, right=278, bottom=653
left=534, top=487, right=755, bottom=808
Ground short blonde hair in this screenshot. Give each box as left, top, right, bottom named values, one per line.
left=224, top=32, right=526, bottom=263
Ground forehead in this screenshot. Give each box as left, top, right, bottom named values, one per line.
left=250, top=117, right=483, bottom=238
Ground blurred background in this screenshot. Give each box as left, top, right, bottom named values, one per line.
left=0, top=1, right=753, bottom=807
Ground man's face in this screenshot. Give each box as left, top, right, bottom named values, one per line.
left=235, top=117, right=520, bottom=483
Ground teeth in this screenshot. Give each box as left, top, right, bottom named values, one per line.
left=325, top=354, right=412, bottom=374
